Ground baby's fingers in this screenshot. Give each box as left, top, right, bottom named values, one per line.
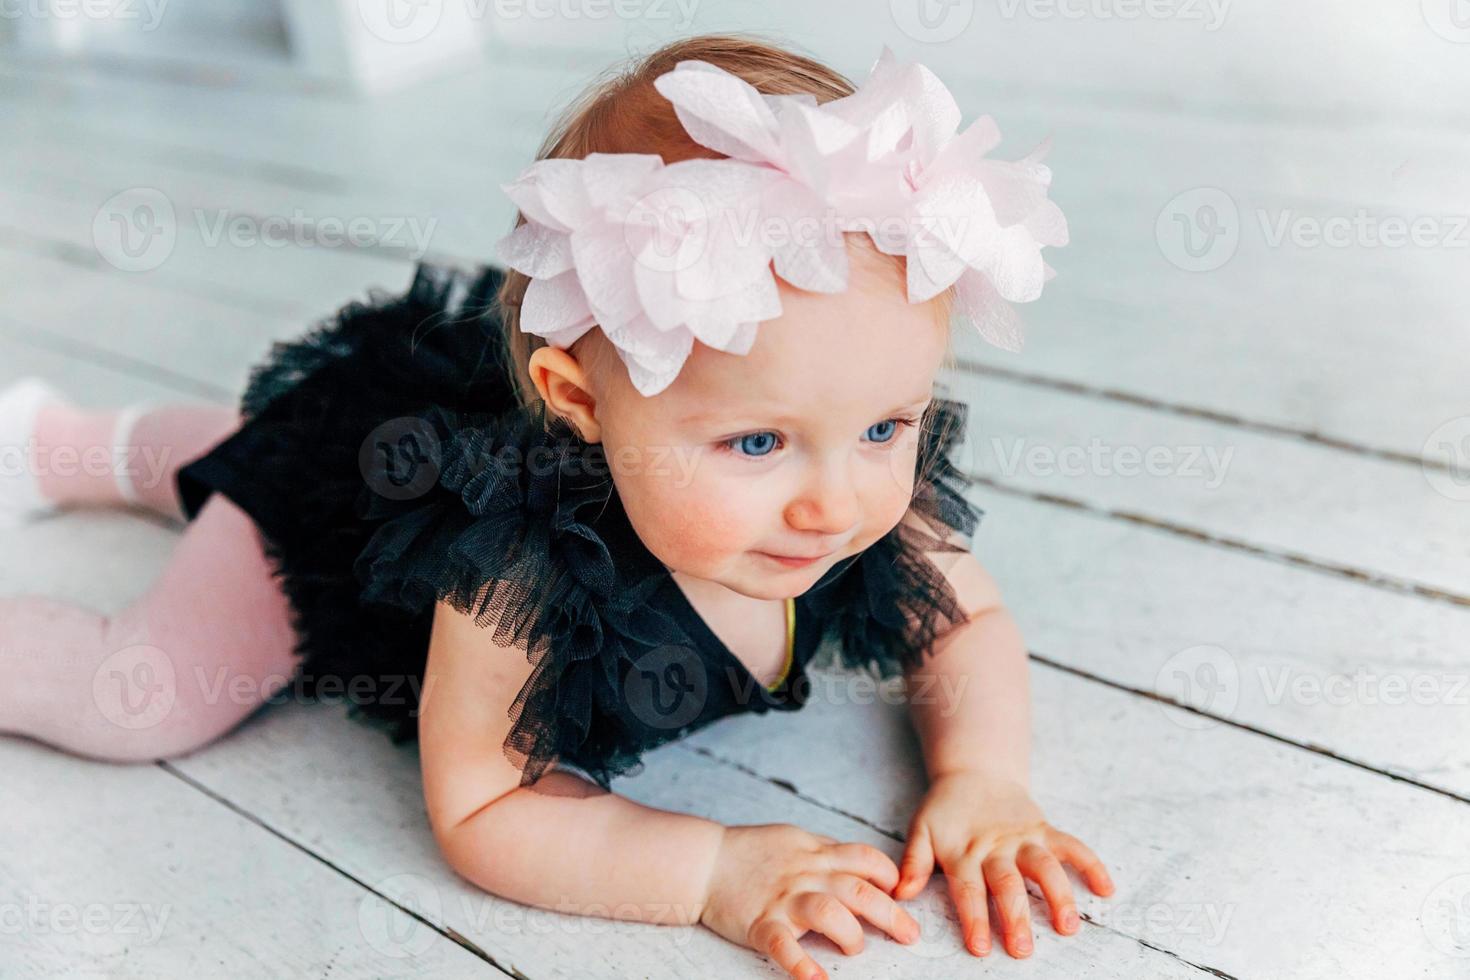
left=751, top=918, right=826, bottom=980
left=1017, top=843, right=1080, bottom=936
left=828, top=873, right=921, bottom=946
left=895, top=823, right=934, bottom=900
left=943, top=859, right=991, bottom=956
left=1045, top=827, right=1115, bottom=896
left=822, top=841, right=901, bottom=895
left=791, top=892, right=865, bottom=956
left=982, top=854, right=1034, bottom=957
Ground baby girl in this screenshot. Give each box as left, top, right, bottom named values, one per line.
left=0, top=33, right=1112, bottom=980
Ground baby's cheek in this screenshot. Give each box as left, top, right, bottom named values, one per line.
left=657, top=487, right=751, bottom=566
left=868, top=469, right=917, bottom=537
left=621, top=472, right=751, bottom=571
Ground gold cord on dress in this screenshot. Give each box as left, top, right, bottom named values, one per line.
left=765, top=597, right=796, bottom=692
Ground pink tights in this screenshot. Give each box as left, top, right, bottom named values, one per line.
left=0, top=399, right=302, bottom=762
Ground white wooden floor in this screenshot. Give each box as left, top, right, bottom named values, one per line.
left=3, top=17, right=1469, bottom=980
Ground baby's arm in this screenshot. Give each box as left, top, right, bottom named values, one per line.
left=903, top=540, right=1031, bottom=784
left=419, top=594, right=722, bottom=926
left=419, top=595, right=920, bottom=980
left=893, top=518, right=1114, bottom=958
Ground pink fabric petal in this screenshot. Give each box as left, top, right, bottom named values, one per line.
left=539, top=316, right=597, bottom=349
left=580, top=152, right=664, bottom=212
left=905, top=62, right=963, bottom=159
left=766, top=175, right=850, bottom=293
left=605, top=317, right=695, bottom=396
left=977, top=151, right=1055, bottom=227
left=496, top=220, right=573, bottom=278
left=1024, top=197, right=1069, bottom=247
left=919, top=115, right=1003, bottom=190
left=501, top=158, right=591, bottom=233
left=683, top=273, right=781, bottom=350
left=653, top=60, right=783, bottom=165
left=986, top=224, right=1047, bottom=303
left=521, top=269, right=593, bottom=335
left=722, top=320, right=760, bottom=356
left=906, top=238, right=965, bottom=302
left=912, top=175, right=999, bottom=263
left=570, top=225, right=642, bottom=328
left=954, top=268, right=1025, bottom=352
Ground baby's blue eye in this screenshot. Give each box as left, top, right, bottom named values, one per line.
left=865, top=419, right=898, bottom=443
left=731, top=431, right=779, bottom=457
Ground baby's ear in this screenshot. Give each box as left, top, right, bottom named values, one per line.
left=528, top=346, right=602, bottom=443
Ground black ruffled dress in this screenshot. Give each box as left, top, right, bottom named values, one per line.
left=176, top=261, right=983, bottom=790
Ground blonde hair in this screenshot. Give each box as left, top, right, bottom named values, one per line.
left=496, top=32, right=957, bottom=410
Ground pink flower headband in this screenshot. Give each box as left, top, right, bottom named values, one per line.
left=494, top=46, right=1067, bottom=397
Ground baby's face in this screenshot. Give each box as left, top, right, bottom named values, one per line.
left=595, top=261, right=951, bottom=601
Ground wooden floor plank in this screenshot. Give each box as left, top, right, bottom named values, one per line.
left=976, top=491, right=1470, bottom=799
left=943, top=368, right=1470, bottom=600
left=0, top=739, right=497, bottom=977
left=0, top=247, right=316, bottom=398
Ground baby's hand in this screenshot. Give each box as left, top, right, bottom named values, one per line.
left=894, top=770, right=1115, bottom=958
left=698, top=823, right=921, bottom=980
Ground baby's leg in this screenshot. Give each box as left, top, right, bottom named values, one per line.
left=0, top=493, right=301, bottom=762
left=30, top=396, right=241, bottom=522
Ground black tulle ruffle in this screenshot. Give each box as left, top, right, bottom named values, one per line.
left=350, top=398, right=698, bottom=789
